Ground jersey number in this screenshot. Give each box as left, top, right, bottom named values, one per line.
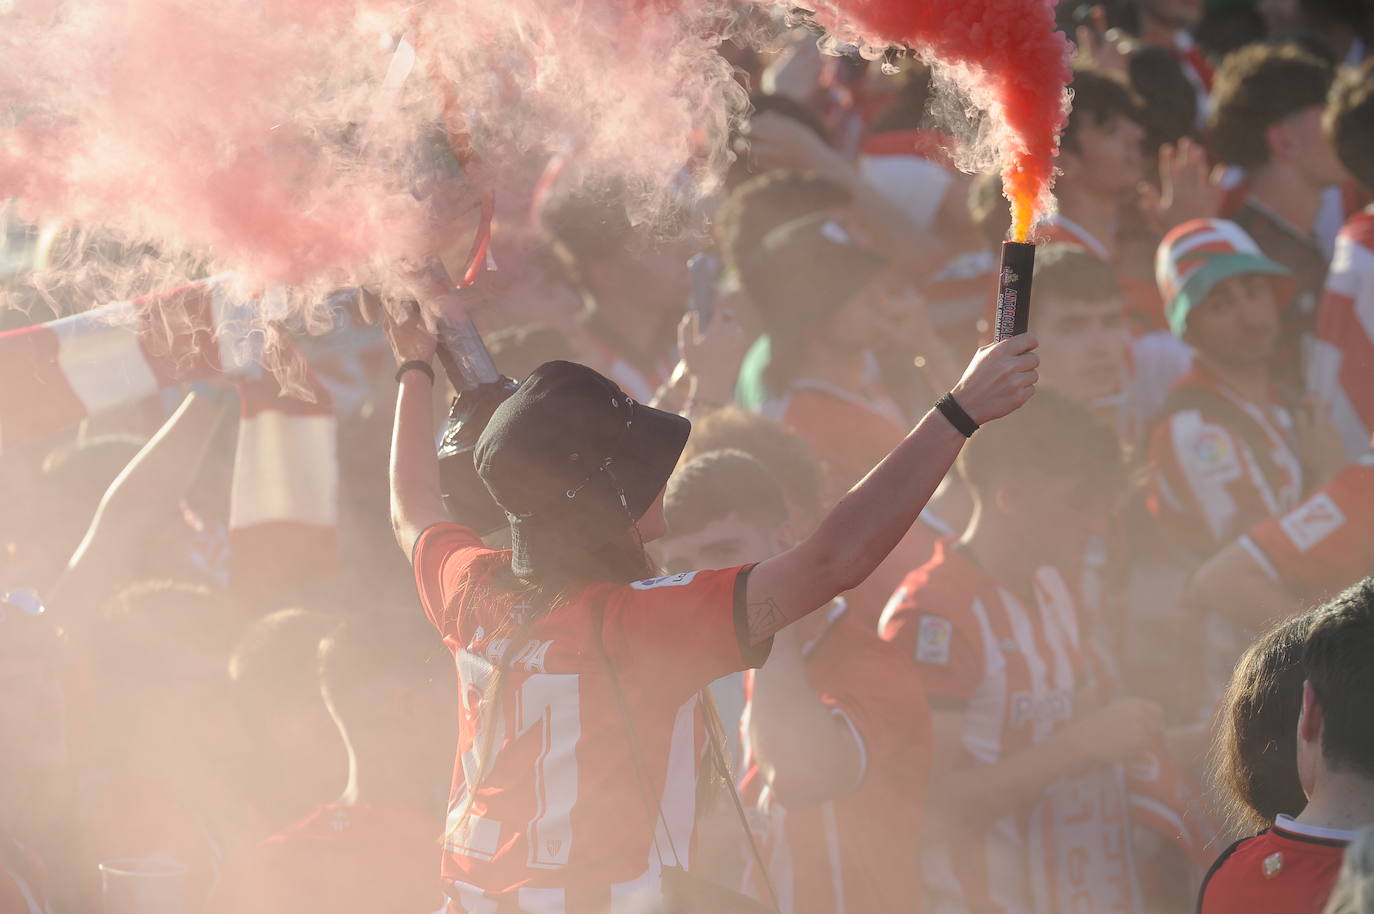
left=450, top=656, right=581, bottom=870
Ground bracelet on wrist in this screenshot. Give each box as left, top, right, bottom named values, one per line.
left=395, top=360, right=436, bottom=384
left=935, top=392, right=979, bottom=438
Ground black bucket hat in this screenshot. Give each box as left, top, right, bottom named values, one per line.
left=473, top=361, right=690, bottom=579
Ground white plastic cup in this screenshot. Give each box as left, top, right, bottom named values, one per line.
left=98, top=855, right=187, bottom=914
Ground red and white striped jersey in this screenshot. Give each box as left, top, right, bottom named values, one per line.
left=1147, top=363, right=1303, bottom=558
left=879, top=541, right=1143, bottom=914
left=1242, top=446, right=1374, bottom=599
left=0, top=275, right=253, bottom=453
left=1308, top=207, right=1374, bottom=460
left=741, top=602, right=932, bottom=914
left=0, top=277, right=339, bottom=603
left=412, top=523, right=770, bottom=913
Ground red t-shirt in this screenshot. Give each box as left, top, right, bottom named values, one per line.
left=741, top=602, right=932, bottom=914
left=412, top=523, right=770, bottom=911
left=207, top=803, right=444, bottom=914
left=1243, top=452, right=1374, bottom=599
left=1198, top=816, right=1353, bottom=914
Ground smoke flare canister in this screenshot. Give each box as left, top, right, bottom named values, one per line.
left=994, top=241, right=1036, bottom=342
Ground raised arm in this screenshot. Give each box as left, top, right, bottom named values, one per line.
left=52, top=389, right=233, bottom=613
left=743, top=333, right=1039, bottom=644
left=386, top=309, right=448, bottom=556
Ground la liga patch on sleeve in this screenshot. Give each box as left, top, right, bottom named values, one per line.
left=916, top=615, right=953, bottom=665
left=630, top=571, right=700, bottom=590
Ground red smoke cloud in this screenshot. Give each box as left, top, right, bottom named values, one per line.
left=798, top=0, right=1072, bottom=241
left=0, top=0, right=1068, bottom=308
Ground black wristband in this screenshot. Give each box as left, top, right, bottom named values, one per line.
left=395, top=360, right=436, bottom=384
left=935, top=392, right=979, bottom=438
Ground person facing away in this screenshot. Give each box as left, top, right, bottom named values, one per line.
left=1212, top=611, right=1319, bottom=837
left=384, top=294, right=1038, bottom=912
left=1200, top=577, right=1374, bottom=914
left=658, top=449, right=932, bottom=914
left=881, top=390, right=1167, bottom=914
left=208, top=610, right=455, bottom=914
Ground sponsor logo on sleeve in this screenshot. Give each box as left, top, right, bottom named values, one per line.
left=915, top=615, right=953, bottom=665
left=1279, top=492, right=1346, bottom=552
left=630, top=571, right=700, bottom=590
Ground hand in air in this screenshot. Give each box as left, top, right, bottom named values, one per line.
left=949, top=332, right=1040, bottom=425
left=677, top=306, right=750, bottom=405
left=360, top=289, right=438, bottom=366
left=1139, top=138, right=1223, bottom=232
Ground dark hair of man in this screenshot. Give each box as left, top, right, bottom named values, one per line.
left=229, top=608, right=339, bottom=720
left=1214, top=611, right=1315, bottom=832
left=1127, top=46, right=1200, bottom=153
left=1301, top=577, right=1374, bottom=779
left=1032, top=243, right=1123, bottom=307
left=715, top=170, right=853, bottom=272
left=664, top=449, right=789, bottom=539
left=1208, top=43, right=1334, bottom=170
left=319, top=610, right=445, bottom=735
left=1325, top=57, right=1374, bottom=191
left=1062, top=67, right=1144, bottom=156
left=679, top=406, right=827, bottom=524
left=957, top=388, right=1125, bottom=498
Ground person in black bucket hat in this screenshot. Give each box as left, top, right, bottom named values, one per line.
left=384, top=299, right=1038, bottom=911
left=473, top=360, right=689, bottom=581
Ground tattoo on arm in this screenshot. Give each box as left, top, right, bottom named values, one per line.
left=747, top=597, right=788, bottom=642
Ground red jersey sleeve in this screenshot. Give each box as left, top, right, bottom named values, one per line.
left=599, top=565, right=770, bottom=703
left=810, top=614, right=931, bottom=785
left=411, top=522, right=500, bottom=633
left=879, top=571, right=984, bottom=708
left=1243, top=461, right=1374, bottom=598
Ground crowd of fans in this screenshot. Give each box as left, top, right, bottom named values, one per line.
left=4, top=0, right=1374, bottom=912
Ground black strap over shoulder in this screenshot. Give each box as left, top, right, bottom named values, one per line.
left=592, top=605, right=781, bottom=913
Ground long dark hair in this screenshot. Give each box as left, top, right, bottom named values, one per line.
left=441, top=523, right=657, bottom=846
left=1212, top=610, right=1316, bottom=833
